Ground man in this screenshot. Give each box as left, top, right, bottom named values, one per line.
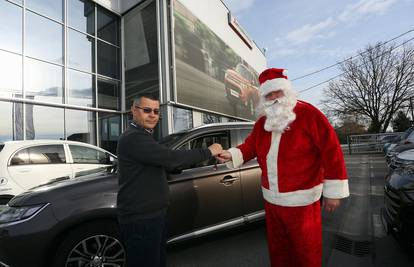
left=218, top=68, right=349, bottom=267
left=117, top=93, right=222, bottom=267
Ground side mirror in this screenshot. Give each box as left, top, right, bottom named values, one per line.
left=109, top=156, right=118, bottom=165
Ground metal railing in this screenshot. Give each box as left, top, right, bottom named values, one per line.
left=346, top=132, right=402, bottom=154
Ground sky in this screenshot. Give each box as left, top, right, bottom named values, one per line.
left=222, top=0, right=414, bottom=109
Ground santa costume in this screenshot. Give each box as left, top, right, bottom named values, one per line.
left=227, top=68, right=349, bottom=267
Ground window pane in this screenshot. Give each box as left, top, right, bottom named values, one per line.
left=25, top=58, right=63, bottom=103
left=65, top=109, right=96, bottom=145
left=97, top=41, right=119, bottom=79
left=67, top=70, right=95, bottom=107
left=68, top=0, right=95, bottom=35
left=69, top=145, right=108, bottom=164
left=0, top=50, right=22, bottom=98
left=9, top=0, right=22, bottom=5
left=10, top=148, right=29, bottom=166
left=26, top=105, right=64, bottom=140
left=98, top=112, right=120, bottom=154
left=68, top=29, right=95, bottom=72
left=26, top=0, right=63, bottom=22
left=26, top=11, right=63, bottom=64
left=0, top=101, right=23, bottom=142
left=97, top=77, right=119, bottom=110
left=0, top=1, right=22, bottom=53
left=97, top=6, right=119, bottom=45
left=203, top=113, right=221, bottom=124
left=173, top=107, right=193, bottom=133
left=29, top=145, right=66, bottom=164
left=124, top=2, right=159, bottom=108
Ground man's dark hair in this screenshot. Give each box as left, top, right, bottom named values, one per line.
left=133, top=93, right=159, bottom=106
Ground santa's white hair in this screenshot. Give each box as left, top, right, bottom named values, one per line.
left=256, top=81, right=298, bottom=133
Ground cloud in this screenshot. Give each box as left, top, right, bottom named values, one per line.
left=223, top=0, right=255, bottom=14
left=284, top=17, right=336, bottom=45
left=339, top=0, right=397, bottom=21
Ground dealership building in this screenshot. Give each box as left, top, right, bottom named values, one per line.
left=0, top=0, right=266, bottom=153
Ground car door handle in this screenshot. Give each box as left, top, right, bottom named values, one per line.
left=220, top=175, right=239, bottom=185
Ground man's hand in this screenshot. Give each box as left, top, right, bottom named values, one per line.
left=322, top=197, right=341, bottom=212
left=208, top=143, right=223, bottom=156
left=216, top=150, right=232, bottom=163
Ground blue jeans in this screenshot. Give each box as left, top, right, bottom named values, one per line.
left=119, top=215, right=167, bottom=267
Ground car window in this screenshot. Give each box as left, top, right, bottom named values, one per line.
left=178, top=131, right=230, bottom=168
left=69, top=145, right=111, bottom=164
left=235, top=129, right=251, bottom=146
left=10, top=145, right=66, bottom=166
left=0, top=144, right=4, bottom=152
left=10, top=148, right=30, bottom=166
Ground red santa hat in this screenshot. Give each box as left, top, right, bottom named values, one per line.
left=258, top=68, right=293, bottom=97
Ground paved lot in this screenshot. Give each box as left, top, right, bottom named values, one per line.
left=167, top=153, right=414, bottom=266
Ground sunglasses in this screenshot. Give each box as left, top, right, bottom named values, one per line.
left=135, top=106, right=160, bottom=115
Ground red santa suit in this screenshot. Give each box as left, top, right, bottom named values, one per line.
left=228, top=68, right=349, bottom=267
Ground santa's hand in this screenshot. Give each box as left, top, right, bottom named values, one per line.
left=322, top=197, right=341, bottom=212
left=216, top=150, right=232, bottom=163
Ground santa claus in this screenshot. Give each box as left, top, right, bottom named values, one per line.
left=218, top=68, right=349, bottom=267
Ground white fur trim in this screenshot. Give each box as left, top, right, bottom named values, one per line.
left=226, top=147, right=244, bottom=169
left=266, top=132, right=281, bottom=191
left=262, top=184, right=323, bottom=207
left=322, top=179, right=350, bottom=198
left=259, top=78, right=292, bottom=96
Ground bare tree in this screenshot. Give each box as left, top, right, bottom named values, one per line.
left=322, top=42, right=414, bottom=133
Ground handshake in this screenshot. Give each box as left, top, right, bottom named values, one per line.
left=208, top=143, right=232, bottom=163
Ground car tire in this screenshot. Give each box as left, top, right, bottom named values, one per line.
left=52, top=220, right=126, bottom=267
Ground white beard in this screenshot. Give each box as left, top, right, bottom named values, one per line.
left=256, top=91, right=297, bottom=133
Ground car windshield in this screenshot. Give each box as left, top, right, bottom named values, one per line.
left=159, top=132, right=187, bottom=147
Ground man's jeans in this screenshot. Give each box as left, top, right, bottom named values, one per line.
left=119, top=215, right=167, bottom=267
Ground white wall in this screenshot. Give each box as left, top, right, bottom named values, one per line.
left=176, top=0, right=266, bottom=73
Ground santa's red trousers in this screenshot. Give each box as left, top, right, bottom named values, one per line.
left=264, top=200, right=322, bottom=267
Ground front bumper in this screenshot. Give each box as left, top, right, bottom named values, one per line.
left=382, top=189, right=414, bottom=246
left=0, top=204, right=58, bottom=267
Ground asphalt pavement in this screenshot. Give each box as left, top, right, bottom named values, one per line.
left=167, top=153, right=414, bottom=267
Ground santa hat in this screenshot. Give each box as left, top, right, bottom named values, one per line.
left=258, top=68, right=293, bottom=97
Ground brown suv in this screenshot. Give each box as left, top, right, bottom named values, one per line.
left=224, top=64, right=260, bottom=115
left=0, top=122, right=263, bottom=267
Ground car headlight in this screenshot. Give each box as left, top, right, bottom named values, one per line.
left=0, top=204, right=46, bottom=224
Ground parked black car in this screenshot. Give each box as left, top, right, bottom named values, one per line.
left=386, top=144, right=414, bottom=169
left=381, top=166, right=414, bottom=248
left=0, top=122, right=263, bottom=267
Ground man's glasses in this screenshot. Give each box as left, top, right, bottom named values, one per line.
left=135, top=106, right=160, bottom=115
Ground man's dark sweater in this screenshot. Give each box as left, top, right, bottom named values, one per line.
left=117, top=124, right=212, bottom=223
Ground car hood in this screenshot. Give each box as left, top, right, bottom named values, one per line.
left=396, top=148, right=414, bottom=161
left=388, top=168, right=414, bottom=190
left=9, top=168, right=117, bottom=206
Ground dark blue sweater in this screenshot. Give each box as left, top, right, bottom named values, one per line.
left=117, top=124, right=212, bottom=223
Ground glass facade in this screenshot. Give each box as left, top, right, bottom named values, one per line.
left=0, top=101, right=23, bottom=141
left=0, top=0, right=251, bottom=152
left=0, top=0, right=121, bottom=152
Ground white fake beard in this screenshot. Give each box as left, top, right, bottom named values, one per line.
left=256, top=94, right=297, bottom=133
